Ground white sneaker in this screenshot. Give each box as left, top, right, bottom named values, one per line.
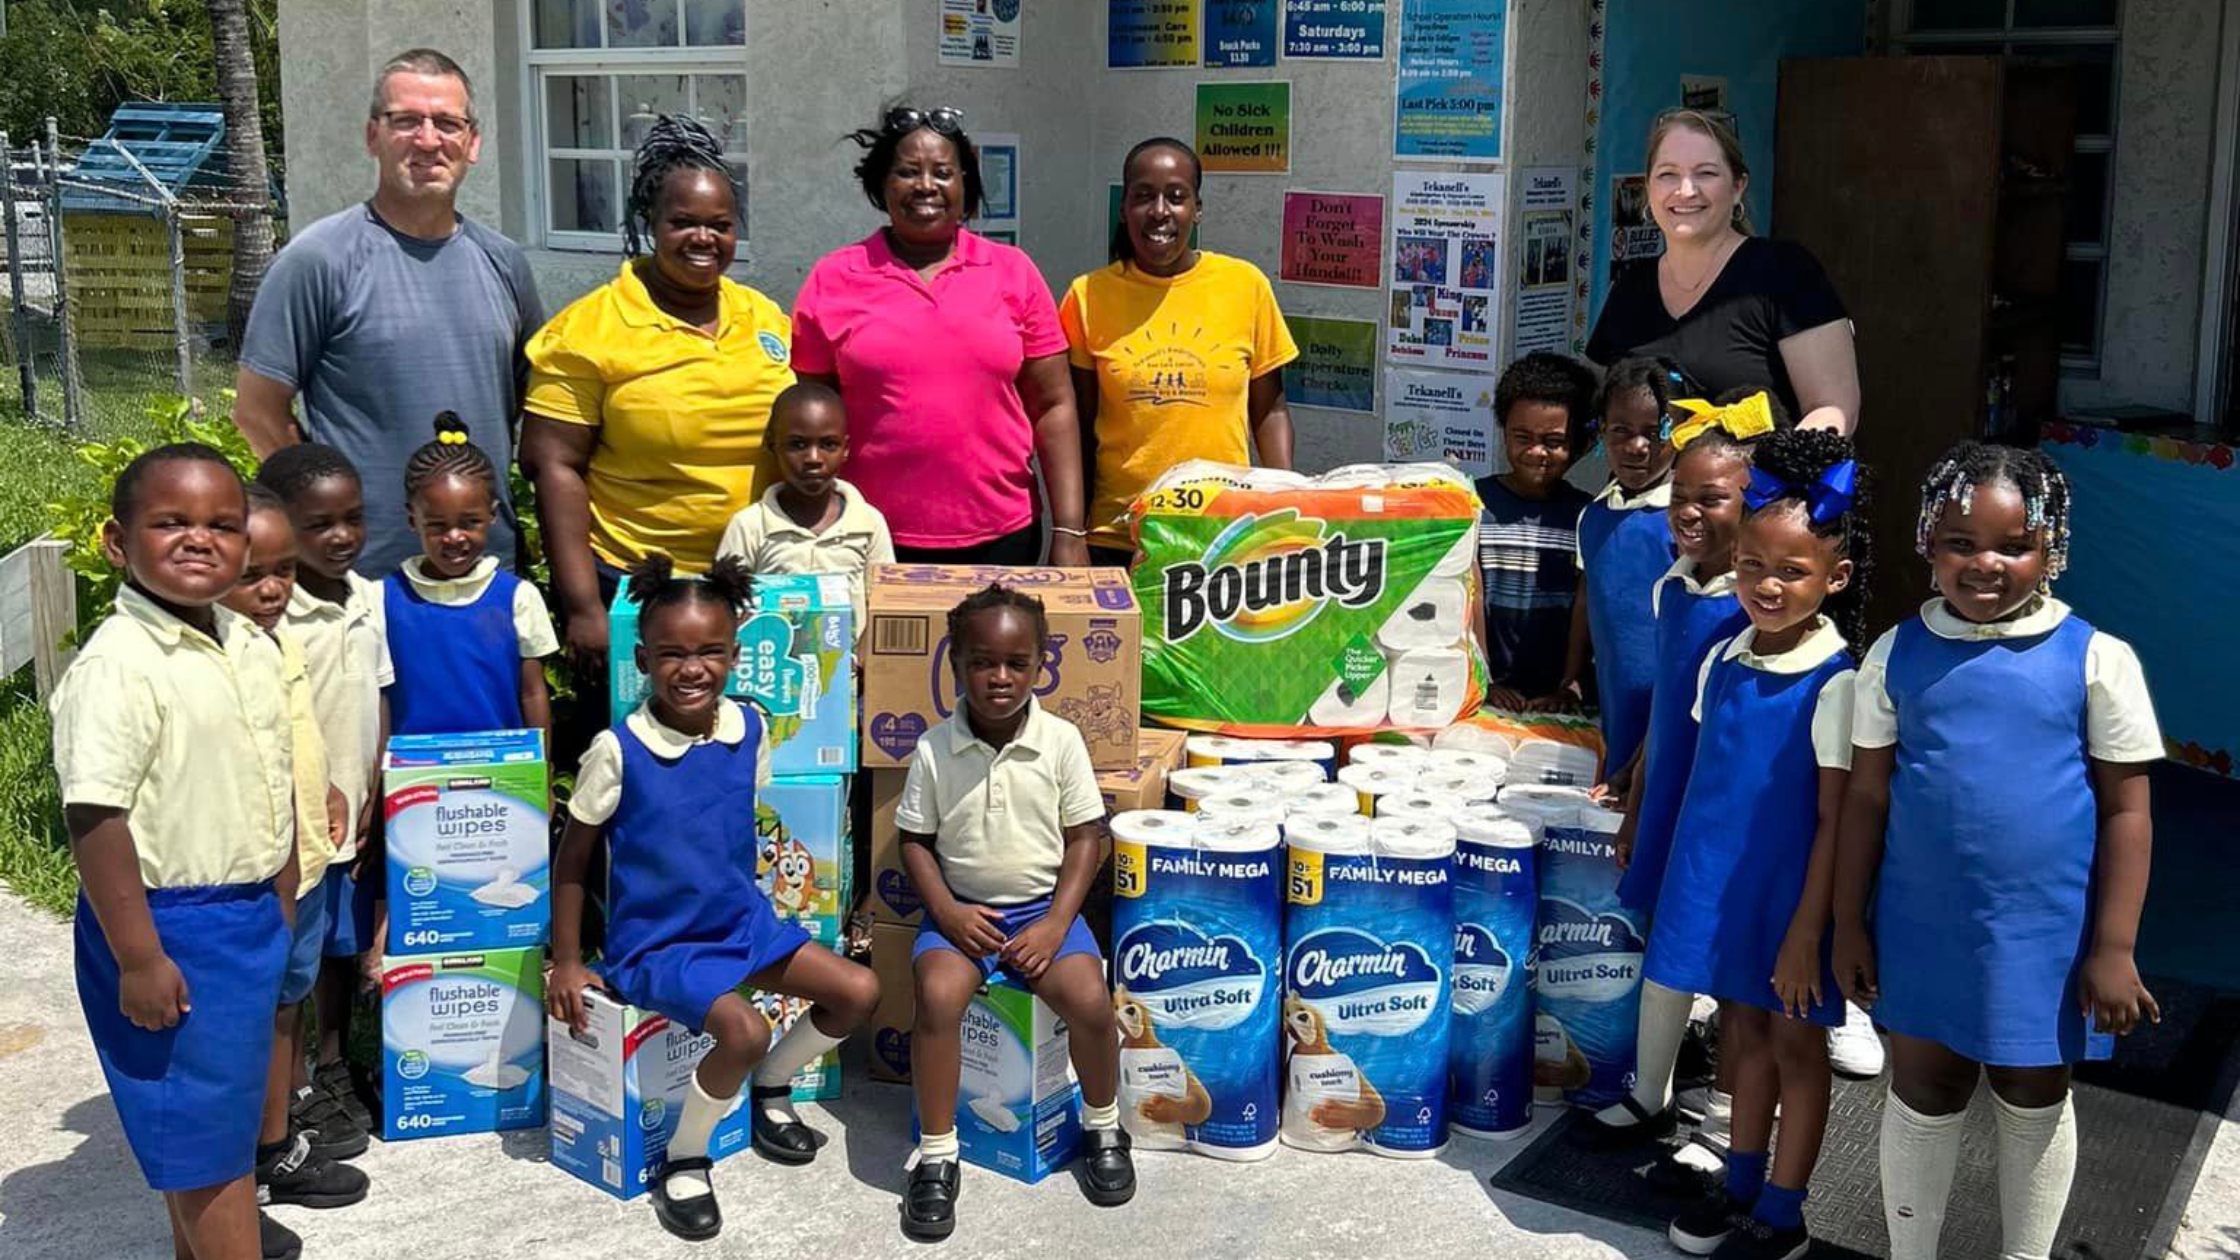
left=1828, top=1001, right=1886, bottom=1079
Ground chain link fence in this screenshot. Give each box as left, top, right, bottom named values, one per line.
left=1, top=118, right=280, bottom=432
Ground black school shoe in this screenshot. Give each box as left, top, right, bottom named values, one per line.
left=650, top=1156, right=722, bottom=1242
left=1079, top=1126, right=1136, bottom=1207
left=314, top=1059, right=375, bottom=1132
left=260, top=1210, right=302, bottom=1260
left=1669, top=1189, right=1749, bottom=1256
left=1576, top=1095, right=1679, bottom=1149
left=902, top=1159, right=960, bottom=1242
left=257, top=1131, right=370, bottom=1209
left=1710, top=1215, right=1811, bottom=1260
left=749, top=1084, right=818, bottom=1165
left=288, top=1090, right=369, bottom=1162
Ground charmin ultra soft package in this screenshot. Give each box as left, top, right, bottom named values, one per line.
left=1127, top=461, right=1489, bottom=736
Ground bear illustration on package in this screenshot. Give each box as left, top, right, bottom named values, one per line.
left=1114, top=988, right=1213, bottom=1145
left=1280, top=995, right=1386, bottom=1146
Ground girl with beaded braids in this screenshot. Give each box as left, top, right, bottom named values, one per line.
left=382, top=412, right=559, bottom=740
left=1834, top=440, right=2160, bottom=1260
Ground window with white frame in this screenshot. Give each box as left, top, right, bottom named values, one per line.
left=525, top=0, right=750, bottom=251
left=1899, top=0, right=2121, bottom=372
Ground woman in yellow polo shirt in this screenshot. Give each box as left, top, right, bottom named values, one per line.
left=519, top=116, right=794, bottom=678
left=1060, top=137, right=1299, bottom=566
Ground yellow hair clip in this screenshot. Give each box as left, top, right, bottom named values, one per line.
left=437, top=429, right=468, bottom=446
left=1669, top=392, right=1776, bottom=449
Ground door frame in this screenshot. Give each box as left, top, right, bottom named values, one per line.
left=2195, top=0, right=2240, bottom=427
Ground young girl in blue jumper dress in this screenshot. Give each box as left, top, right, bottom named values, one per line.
left=548, top=556, right=879, bottom=1243
left=1586, top=389, right=1773, bottom=1151
left=1562, top=357, right=1681, bottom=794
left=1653, top=428, right=1871, bottom=1260
left=1834, top=443, right=2160, bottom=1260
left=382, top=413, right=556, bottom=739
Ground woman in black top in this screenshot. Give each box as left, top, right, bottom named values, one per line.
left=1587, top=109, right=1860, bottom=434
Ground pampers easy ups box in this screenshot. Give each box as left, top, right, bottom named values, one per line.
left=383, top=730, right=549, bottom=954
left=920, top=977, right=1082, bottom=1184
left=381, top=949, right=546, bottom=1140
left=756, top=775, right=853, bottom=928
left=609, top=573, right=856, bottom=776
left=547, top=988, right=753, bottom=1199
left=862, top=565, right=1141, bottom=771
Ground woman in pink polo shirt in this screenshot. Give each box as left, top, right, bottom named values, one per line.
left=792, top=106, right=1089, bottom=566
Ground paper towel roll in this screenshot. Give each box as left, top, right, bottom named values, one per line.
left=1282, top=811, right=1372, bottom=854
left=1346, top=742, right=1432, bottom=771
left=1337, top=763, right=1420, bottom=816
left=1386, top=648, right=1472, bottom=728
left=1505, top=739, right=1602, bottom=793
left=1433, top=724, right=1517, bottom=758
left=1432, top=528, right=1477, bottom=578
left=1193, top=815, right=1283, bottom=852
left=1376, top=579, right=1470, bottom=653
left=1167, top=765, right=1248, bottom=812
left=1375, top=790, right=1470, bottom=821
left=1308, top=669, right=1392, bottom=728
left=1451, top=808, right=1534, bottom=848
left=1371, top=815, right=1459, bottom=859
left=1414, top=769, right=1500, bottom=803
left=1197, top=787, right=1286, bottom=822
left=1111, top=809, right=1198, bottom=848
left=1288, top=783, right=1366, bottom=818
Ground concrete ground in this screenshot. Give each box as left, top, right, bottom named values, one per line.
left=4, top=889, right=2238, bottom=1260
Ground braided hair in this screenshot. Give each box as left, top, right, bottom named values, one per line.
left=255, top=441, right=361, bottom=506
left=1598, top=355, right=1692, bottom=436
left=111, top=442, right=242, bottom=523
left=947, top=584, right=1049, bottom=658
left=1745, top=427, right=1875, bottom=652
left=625, top=552, right=755, bottom=631
left=1109, top=137, right=1203, bottom=264
left=1915, top=440, right=2072, bottom=585
left=623, top=114, right=738, bottom=257
left=402, top=412, right=497, bottom=506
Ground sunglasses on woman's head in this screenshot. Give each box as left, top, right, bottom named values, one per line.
left=884, top=106, right=966, bottom=137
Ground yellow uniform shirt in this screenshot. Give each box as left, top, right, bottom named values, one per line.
left=524, top=260, right=797, bottom=572
left=282, top=572, right=390, bottom=863
left=715, top=478, right=896, bottom=633
left=50, top=588, right=296, bottom=889
left=893, top=698, right=1106, bottom=905
left=278, top=631, right=335, bottom=891
left=1059, top=252, right=1299, bottom=548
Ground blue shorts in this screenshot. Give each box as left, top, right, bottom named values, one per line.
left=320, top=865, right=376, bottom=959
left=911, top=895, right=1103, bottom=982
left=279, top=885, right=329, bottom=1005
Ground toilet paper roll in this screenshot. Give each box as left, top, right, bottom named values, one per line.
left=1386, top=648, right=1472, bottom=729
left=1345, top=742, right=1432, bottom=771
left=1167, top=765, right=1249, bottom=812
left=1245, top=738, right=1337, bottom=776
left=1371, top=815, right=1459, bottom=859
left=1308, top=668, right=1392, bottom=728
left=1451, top=808, right=1534, bottom=848
left=1193, top=815, right=1284, bottom=853
left=1111, top=809, right=1198, bottom=848
left=1425, top=749, right=1509, bottom=784
left=1376, top=579, right=1470, bottom=653
left=1414, top=770, right=1500, bottom=804
left=1243, top=760, right=1330, bottom=793
left=1375, top=790, right=1470, bottom=821
left=1495, top=784, right=1592, bottom=844
left=1505, top=739, right=1602, bottom=793
left=1288, top=783, right=1366, bottom=818
left=1197, top=787, right=1286, bottom=822
left=1433, top=724, right=1517, bottom=758
left=1282, top=811, right=1372, bottom=854
left=1185, top=734, right=1254, bottom=769
left=1337, top=763, right=1420, bottom=816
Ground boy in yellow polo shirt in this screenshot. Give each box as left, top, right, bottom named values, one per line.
left=895, top=586, right=1130, bottom=1241
left=715, top=381, right=895, bottom=635
left=52, top=444, right=303, bottom=1260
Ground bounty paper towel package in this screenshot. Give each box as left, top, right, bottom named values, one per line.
left=383, top=730, right=549, bottom=953
left=1508, top=787, right=1640, bottom=1109
left=756, top=775, right=852, bottom=926
left=1110, top=811, right=1284, bottom=1161
left=1130, top=461, right=1488, bottom=737
left=546, top=988, right=754, bottom=1199
left=1281, top=815, right=1457, bottom=1158
left=1449, top=812, right=1539, bottom=1139
left=608, top=573, right=857, bottom=776
left=926, top=978, right=1082, bottom=1184
left=863, top=565, right=1141, bottom=771
left=382, top=949, right=546, bottom=1140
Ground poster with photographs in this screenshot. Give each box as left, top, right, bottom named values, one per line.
left=939, top=0, right=1022, bottom=66
left=1385, top=170, right=1503, bottom=371
left=1610, top=171, right=1664, bottom=287
left=1512, top=165, right=1577, bottom=356
left=1384, top=367, right=1497, bottom=476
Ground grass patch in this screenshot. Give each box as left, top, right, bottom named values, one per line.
left=0, top=677, right=74, bottom=917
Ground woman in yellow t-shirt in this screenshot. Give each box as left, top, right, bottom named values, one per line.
left=1059, top=138, right=1299, bottom=565
left=518, top=116, right=795, bottom=682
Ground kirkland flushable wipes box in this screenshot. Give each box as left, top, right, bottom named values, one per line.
left=381, top=949, right=546, bottom=1141
left=383, top=729, right=549, bottom=954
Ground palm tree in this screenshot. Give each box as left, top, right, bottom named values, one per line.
left=207, top=0, right=272, bottom=350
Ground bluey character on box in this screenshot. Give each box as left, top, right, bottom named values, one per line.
left=548, top=556, right=880, bottom=1244
left=1114, top=988, right=1213, bottom=1144
left=762, top=833, right=816, bottom=920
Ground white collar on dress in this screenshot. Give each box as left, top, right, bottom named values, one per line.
left=625, top=697, right=748, bottom=758
left=1719, top=616, right=1851, bottom=674
left=1917, top=595, right=2071, bottom=641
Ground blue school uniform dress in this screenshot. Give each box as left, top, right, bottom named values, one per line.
left=572, top=699, right=808, bottom=1029
left=1855, top=598, right=2162, bottom=1066
left=50, top=590, right=296, bottom=1191
left=1615, top=559, right=1748, bottom=911
left=382, top=555, right=559, bottom=735
left=1576, top=479, right=1676, bottom=772
left=1645, top=619, right=1854, bottom=1027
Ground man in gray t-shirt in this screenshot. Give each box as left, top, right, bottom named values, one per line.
left=236, top=48, right=543, bottom=576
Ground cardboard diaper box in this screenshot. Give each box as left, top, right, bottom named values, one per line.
left=861, top=565, right=1141, bottom=772
left=381, top=949, right=547, bottom=1141
left=383, top=730, right=550, bottom=954
left=1096, top=726, right=1186, bottom=814
left=925, top=976, right=1081, bottom=1184
left=867, top=922, right=918, bottom=1083
left=609, top=573, right=857, bottom=776
left=756, top=775, right=853, bottom=929
left=547, top=988, right=754, bottom=1199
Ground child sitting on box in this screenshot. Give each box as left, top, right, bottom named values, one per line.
left=51, top=444, right=306, bottom=1260
left=896, top=584, right=1131, bottom=1241
left=221, top=484, right=372, bottom=1213
left=1475, top=352, right=1597, bottom=710
left=549, top=555, right=879, bottom=1243
left=382, top=412, right=556, bottom=742
left=716, top=380, right=894, bottom=636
